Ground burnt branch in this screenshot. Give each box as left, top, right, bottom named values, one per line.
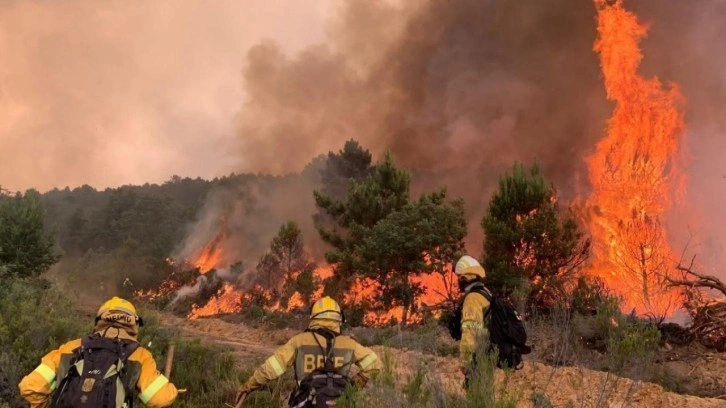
left=666, top=255, right=726, bottom=298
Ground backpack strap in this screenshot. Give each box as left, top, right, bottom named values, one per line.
left=308, top=328, right=337, bottom=368
left=463, top=284, right=494, bottom=326
left=119, top=340, right=140, bottom=405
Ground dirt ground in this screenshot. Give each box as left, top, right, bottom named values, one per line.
left=162, top=313, right=726, bottom=408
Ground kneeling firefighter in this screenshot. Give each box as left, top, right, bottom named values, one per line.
left=18, top=297, right=179, bottom=408
left=235, top=297, right=381, bottom=407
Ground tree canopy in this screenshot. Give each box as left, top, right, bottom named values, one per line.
left=481, top=163, right=590, bottom=309
left=315, top=151, right=410, bottom=298
left=0, top=190, right=59, bottom=278
left=357, top=190, right=467, bottom=324
left=255, top=221, right=315, bottom=306
left=316, top=151, right=466, bottom=324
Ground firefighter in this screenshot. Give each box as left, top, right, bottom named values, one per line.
left=18, top=297, right=179, bottom=408
left=235, top=296, right=381, bottom=407
left=454, top=255, right=491, bottom=384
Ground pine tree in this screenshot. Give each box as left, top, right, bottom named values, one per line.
left=316, top=150, right=466, bottom=325
left=315, top=151, right=410, bottom=299
left=357, top=190, right=466, bottom=325
left=0, top=190, right=59, bottom=278
left=482, top=163, right=590, bottom=309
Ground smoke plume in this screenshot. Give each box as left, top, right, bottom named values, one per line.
left=234, top=0, right=726, bottom=275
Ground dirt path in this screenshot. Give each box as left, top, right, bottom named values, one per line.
left=160, top=314, right=282, bottom=359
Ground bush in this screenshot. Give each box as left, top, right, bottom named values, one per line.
left=135, top=308, right=250, bottom=408
left=351, top=320, right=458, bottom=357
left=0, top=278, right=88, bottom=406
left=568, top=275, right=611, bottom=316
left=168, top=272, right=225, bottom=317
left=606, top=317, right=661, bottom=378
left=460, top=343, right=519, bottom=408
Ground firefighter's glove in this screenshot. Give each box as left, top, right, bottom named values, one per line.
left=351, top=373, right=368, bottom=389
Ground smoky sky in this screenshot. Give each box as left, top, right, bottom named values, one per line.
left=0, top=0, right=330, bottom=192
left=235, top=0, right=726, bottom=271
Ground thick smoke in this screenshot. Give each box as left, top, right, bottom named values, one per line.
left=173, top=160, right=325, bottom=284
left=234, top=0, right=726, bottom=276
left=237, top=0, right=607, bottom=184
left=235, top=0, right=608, bottom=251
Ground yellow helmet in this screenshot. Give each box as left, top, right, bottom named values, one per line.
left=97, top=296, right=137, bottom=317
left=310, top=296, right=343, bottom=322
left=454, top=255, right=486, bottom=279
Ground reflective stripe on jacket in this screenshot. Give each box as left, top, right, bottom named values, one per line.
left=18, top=337, right=178, bottom=408
left=459, top=290, right=490, bottom=366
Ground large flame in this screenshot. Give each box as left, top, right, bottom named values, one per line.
left=188, top=282, right=241, bottom=319
left=193, top=230, right=225, bottom=273
left=587, top=0, right=686, bottom=316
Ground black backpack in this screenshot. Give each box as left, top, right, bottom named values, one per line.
left=289, top=329, right=350, bottom=408
left=448, top=286, right=531, bottom=369
left=51, top=334, right=140, bottom=408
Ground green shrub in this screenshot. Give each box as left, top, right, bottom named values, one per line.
left=460, top=347, right=520, bottom=408
left=0, top=278, right=88, bottom=406
left=531, top=391, right=554, bottom=408
left=606, top=317, right=661, bottom=378
left=136, top=309, right=250, bottom=408
left=335, top=345, right=523, bottom=408
left=352, top=320, right=457, bottom=357
left=403, top=364, right=431, bottom=405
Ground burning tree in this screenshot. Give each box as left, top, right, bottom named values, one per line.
left=586, top=0, right=686, bottom=317
left=315, top=151, right=466, bottom=325
left=356, top=190, right=467, bottom=326
left=313, top=140, right=375, bottom=266
left=255, top=221, right=316, bottom=307
left=315, top=151, right=409, bottom=299
left=482, top=163, right=590, bottom=309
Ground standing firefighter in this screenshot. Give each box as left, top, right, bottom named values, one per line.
left=19, top=297, right=179, bottom=408
left=454, top=255, right=490, bottom=383
left=235, top=296, right=381, bottom=407
left=449, top=255, right=531, bottom=385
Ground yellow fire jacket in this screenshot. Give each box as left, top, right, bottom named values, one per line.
left=239, top=319, right=381, bottom=393
left=18, top=335, right=178, bottom=408
left=460, top=286, right=490, bottom=367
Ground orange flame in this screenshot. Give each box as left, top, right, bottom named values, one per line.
left=193, top=231, right=225, bottom=273
left=587, top=0, right=686, bottom=316
left=188, top=282, right=242, bottom=319
left=345, top=270, right=458, bottom=325
left=184, top=262, right=457, bottom=325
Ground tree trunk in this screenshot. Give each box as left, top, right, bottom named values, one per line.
left=401, top=302, right=409, bottom=327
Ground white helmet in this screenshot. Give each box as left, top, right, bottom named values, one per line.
left=454, top=255, right=486, bottom=279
